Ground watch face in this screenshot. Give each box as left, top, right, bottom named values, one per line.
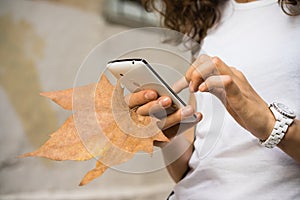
left=274, top=102, right=296, bottom=118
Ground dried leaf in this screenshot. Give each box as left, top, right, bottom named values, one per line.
left=20, top=116, right=94, bottom=161
left=21, top=74, right=169, bottom=185
left=79, top=161, right=108, bottom=186
left=40, top=83, right=97, bottom=111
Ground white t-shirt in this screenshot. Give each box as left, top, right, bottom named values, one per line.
left=171, top=0, right=300, bottom=199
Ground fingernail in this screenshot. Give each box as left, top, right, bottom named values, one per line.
left=145, top=91, right=156, bottom=100
left=196, top=113, right=203, bottom=121
left=198, top=83, right=206, bottom=92
left=181, top=105, right=193, bottom=117
left=158, top=97, right=170, bottom=107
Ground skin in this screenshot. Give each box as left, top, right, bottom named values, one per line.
left=127, top=0, right=300, bottom=182
left=127, top=55, right=300, bottom=182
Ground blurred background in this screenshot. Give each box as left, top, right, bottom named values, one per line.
left=0, top=0, right=193, bottom=199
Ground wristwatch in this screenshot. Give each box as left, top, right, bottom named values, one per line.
left=260, top=102, right=296, bottom=148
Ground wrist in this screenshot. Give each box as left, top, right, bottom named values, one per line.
left=277, top=119, right=299, bottom=148
left=260, top=110, right=276, bottom=141
left=260, top=102, right=296, bottom=148
left=160, top=134, right=193, bottom=163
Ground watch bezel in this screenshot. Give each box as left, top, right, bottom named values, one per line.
left=271, top=102, right=296, bottom=119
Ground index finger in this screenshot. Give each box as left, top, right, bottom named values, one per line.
left=211, top=56, right=234, bottom=76
left=172, top=54, right=212, bottom=93
left=185, top=54, right=212, bottom=82
left=172, top=76, right=189, bottom=94
left=124, top=89, right=158, bottom=108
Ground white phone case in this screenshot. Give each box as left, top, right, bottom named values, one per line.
left=107, top=58, right=197, bottom=123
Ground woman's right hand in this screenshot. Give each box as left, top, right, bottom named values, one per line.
left=125, top=89, right=202, bottom=147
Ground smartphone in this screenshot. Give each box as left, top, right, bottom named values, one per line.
left=107, top=58, right=197, bottom=123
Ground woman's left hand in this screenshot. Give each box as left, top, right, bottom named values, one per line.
left=183, top=54, right=275, bottom=141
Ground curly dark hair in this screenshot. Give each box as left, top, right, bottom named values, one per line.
left=143, top=0, right=300, bottom=51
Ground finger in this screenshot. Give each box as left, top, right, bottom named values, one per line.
left=172, top=76, right=189, bottom=94
left=161, top=111, right=202, bottom=139
left=185, top=54, right=211, bottom=82
left=162, top=120, right=199, bottom=140
left=189, top=59, right=216, bottom=92
left=158, top=105, right=202, bottom=130
left=136, top=96, right=172, bottom=116
left=198, top=75, right=240, bottom=97
left=125, top=89, right=158, bottom=108
left=211, top=56, right=234, bottom=76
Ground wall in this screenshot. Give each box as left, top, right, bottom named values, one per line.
left=0, top=0, right=183, bottom=199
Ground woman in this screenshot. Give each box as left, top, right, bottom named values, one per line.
left=128, top=0, right=300, bottom=199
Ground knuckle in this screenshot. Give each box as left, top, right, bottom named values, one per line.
left=212, top=56, right=223, bottom=68
left=191, top=69, right=202, bottom=80
left=185, top=75, right=191, bottom=82
left=199, top=54, right=206, bottom=59
left=146, top=89, right=158, bottom=94
left=199, top=54, right=210, bottom=61
left=212, top=57, right=228, bottom=74
left=212, top=56, right=222, bottom=64
left=224, top=76, right=234, bottom=88
left=185, top=68, right=194, bottom=81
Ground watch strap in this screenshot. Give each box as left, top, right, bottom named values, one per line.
left=260, top=104, right=294, bottom=148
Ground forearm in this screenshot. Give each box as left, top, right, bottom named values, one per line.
left=278, top=119, right=300, bottom=163
left=164, top=143, right=194, bottom=183
left=159, top=128, right=194, bottom=183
